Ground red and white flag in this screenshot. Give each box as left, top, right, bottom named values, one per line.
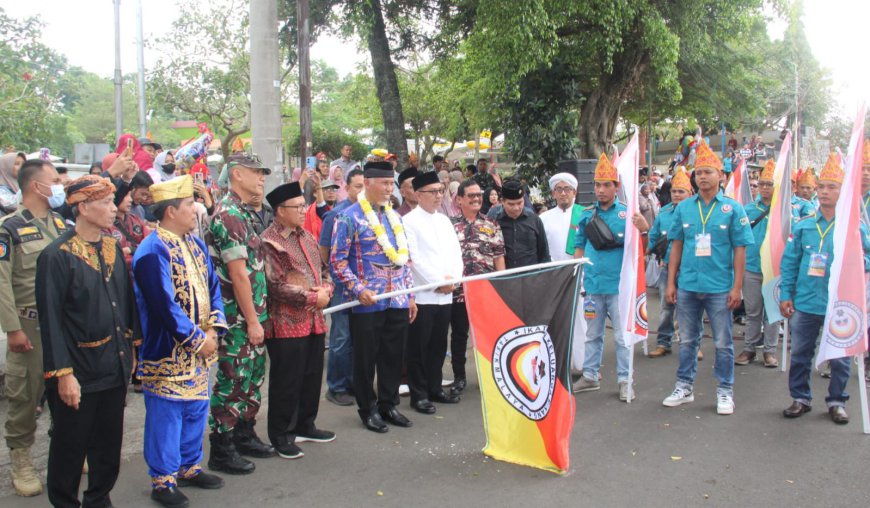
left=614, top=133, right=648, bottom=345
left=817, top=105, right=868, bottom=367
left=724, top=158, right=751, bottom=206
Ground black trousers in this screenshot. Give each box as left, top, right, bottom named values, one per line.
left=450, top=302, right=470, bottom=379
left=350, top=309, right=409, bottom=413
left=265, top=334, right=325, bottom=446
left=46, top=384, right=126, bottom=508
left=407, top=303, right=452, bottom=403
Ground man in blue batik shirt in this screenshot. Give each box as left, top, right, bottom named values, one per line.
left=330, top=161, right=417, bottom=434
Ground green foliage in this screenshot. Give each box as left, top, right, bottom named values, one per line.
left=0, top=7, right=69, bottom=152
left=147, top=0, right=253, bottom=156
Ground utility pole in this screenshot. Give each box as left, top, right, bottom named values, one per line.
left=113, top=0, right=123, bottom=139
left=250, top=0, right=284, bottom=189
left=297, top=0, right=312, bottom=173
left=135, top=0, right=147, bottom=137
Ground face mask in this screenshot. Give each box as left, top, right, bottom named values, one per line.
left=38, top=183, right=66, bottom=208
left=162, top=163, right=176, bottom=174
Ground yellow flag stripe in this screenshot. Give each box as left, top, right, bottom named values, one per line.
left=474, top=351, right=559, bottom=473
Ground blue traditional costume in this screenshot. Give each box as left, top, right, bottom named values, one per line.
left=132, top=176, right=227, bottom=498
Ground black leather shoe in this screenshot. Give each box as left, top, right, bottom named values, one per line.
left=208, top=432, right=256, bottom=475
left=412, top=399, right=436, bottom=414
left=359, top=410, right=389, bottom=433
left=151, top=487, right=189, bottom=508
left=451, top=378, right=467, bottom=395
left=379, top=407, right=413, bottom=427
left=829, top=406, right=849, bottom=425
left=431, top=390, right=460, bottom=404
left=233, top=421, right=277, bottom=458
left=177, top=471, right=224, bottom=490
left=782, top=401, right=811, bottom=418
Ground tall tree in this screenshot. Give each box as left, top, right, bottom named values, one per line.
left=437, top=0, right=775, bottom=178
left=147, top=0, right=255, bottom=159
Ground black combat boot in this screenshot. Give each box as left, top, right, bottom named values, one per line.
left=232, top=420, right=277, bottom=458
left=207, top=431, right=255, bottom=475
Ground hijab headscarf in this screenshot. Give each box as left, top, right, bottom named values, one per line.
left=0, top=152, right=24, bottom=193
left=115, top=133, right=153, bottom=171
left=328, top=164, right=348, bottom=201
left=438, top=180, right=461, bottom=218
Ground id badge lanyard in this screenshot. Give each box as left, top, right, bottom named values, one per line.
left=816, top=220, right=834, bottom=252
left=697, top=199, right=716, bottom=235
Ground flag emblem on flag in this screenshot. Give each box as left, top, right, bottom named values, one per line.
left=826, top=302, right=864, bottom=348
left=466, top=264, right=580, bottom=474
left=635, top=293, right=648, bottom=330
left=492, top=325, right=556, bottom=421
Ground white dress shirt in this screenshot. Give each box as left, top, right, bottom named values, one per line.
left=404, top=206, right=464, bottom=305
left=540, top=205, right=575, bottom=261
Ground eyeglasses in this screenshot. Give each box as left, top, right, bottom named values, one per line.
left=750, top=184, right=758, bottom=189
left=552, top=187, right=575, bottom=194
left=464, top=192, right=484, bottom=199
left=279, top=204, right=308, bottom=212
left=418, top=188, right=445, bottom=195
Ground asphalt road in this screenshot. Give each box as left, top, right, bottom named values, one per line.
left=2, top=289, right=869, bottom=507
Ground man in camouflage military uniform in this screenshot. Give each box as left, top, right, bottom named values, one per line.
left=1, top=160, right=67, bottom=497
left=206, top=154, right=276, bottom=475
left=449, top=180, right=505, bottom=394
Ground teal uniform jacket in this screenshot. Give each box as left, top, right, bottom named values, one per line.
left=780, top=214, right=870, bottom=316
left=743, top=198, right=770, bottom=274
left=667, top=191, right=755, bottom=294
left=647, top=202, right=678, bottom=263
left=790, top=195, right=815, bottom=223
left=574, top=199, right=627, bottom=295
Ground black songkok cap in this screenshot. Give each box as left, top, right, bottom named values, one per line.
left=363, top=161, right=394, bottom=178
left=412, top=171, right=440, bottom=191
left=266, top=182, right=302, bottom=209
left=502, top=181, right=524, bottom=200
left=397, top=167, right=420, bottom=186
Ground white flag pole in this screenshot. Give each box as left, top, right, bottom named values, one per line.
left=780, top=320, right=789, bottom=373
left=855, top=357, right=870, bottom=434
left=323, top=258, right=590, bottom=315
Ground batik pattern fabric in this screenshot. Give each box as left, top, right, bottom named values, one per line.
left=329, top=202, right=413, bottom=313
left=133, top=228, right=227, bottom=400
left=262, top=221, right=332, bottom=338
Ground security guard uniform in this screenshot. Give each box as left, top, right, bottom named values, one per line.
left=0, top=208, right=67, bottom=449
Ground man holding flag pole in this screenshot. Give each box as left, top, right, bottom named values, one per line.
left=779, top=141, right=870, bottom=425
left=572, top=146, right=649, bottom=402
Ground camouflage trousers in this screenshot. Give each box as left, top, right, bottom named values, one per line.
left=208, top=324, right=267, bottom=434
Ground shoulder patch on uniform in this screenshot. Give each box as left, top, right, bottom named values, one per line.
left=740, top=217, right=749, bottom=226
left=618, top=211, right=627, bottom=219
left=53, top=217, right=66, bottom=230
left=0, top=236, right=9, bottom=261
left=721, top=204, right=732, bottom=213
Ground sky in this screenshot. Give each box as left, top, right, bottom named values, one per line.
left=3, top=0, right=868, bottom=120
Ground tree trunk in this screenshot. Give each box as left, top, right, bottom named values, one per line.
left=361, top=0, right=408, bottom=167
left=578, top=49, right=649, bottom=159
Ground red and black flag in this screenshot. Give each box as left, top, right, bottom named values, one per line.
left=464, top=264, right=580, bottom=474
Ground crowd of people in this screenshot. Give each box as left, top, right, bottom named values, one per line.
left=0, top=133, right=868, bottom=508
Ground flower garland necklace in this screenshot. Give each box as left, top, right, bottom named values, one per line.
left=358, top=197, right=409, bottom=266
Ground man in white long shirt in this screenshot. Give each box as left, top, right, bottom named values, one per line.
left=403, top=171, right=464, bottom=415
left=539, top=173, right=588, bottom=376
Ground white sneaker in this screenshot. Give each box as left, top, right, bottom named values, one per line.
left=717, top=393, right=735, bottom=415
left=662, top=386, right=694, bottom=407
left=399, top=384, right=410, bottom=396
left=618, top=381, right=636, bottom=402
